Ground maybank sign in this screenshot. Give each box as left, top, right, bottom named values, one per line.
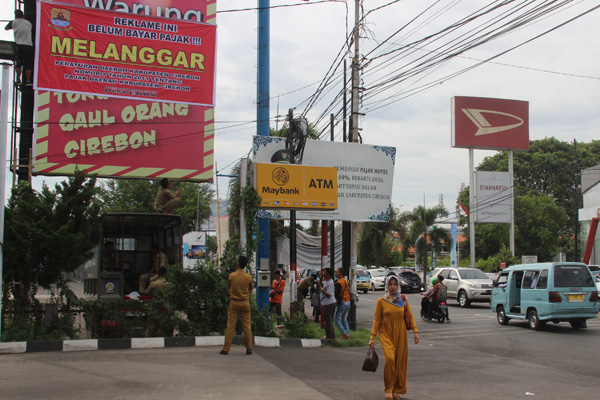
left=253, top=163, right=338, bottom=210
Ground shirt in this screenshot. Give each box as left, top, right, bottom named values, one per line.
left=228, top=269, right=254, bottom=301
left=320, top=278, right=336, bottom=306
left=335, top=277, right=351, bottom=303
left=9, top=19, right=32, bottom=46
left=154, top=187, right=176, bottom=212
left=270, top=278, right=285, bottom=304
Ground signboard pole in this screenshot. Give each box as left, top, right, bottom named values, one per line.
left=509, top=150, right=515, bottom=256
left=256, top=0, right=270, bottom=312
left=469, top=148, right=476, bottom=267
left=0, top=64, right=10, bottom=340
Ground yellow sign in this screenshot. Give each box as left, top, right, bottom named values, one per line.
left=254, top=163, right=338, bottom=210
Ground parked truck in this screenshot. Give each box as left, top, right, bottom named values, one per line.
left=83, top=213, right=183, bottom=300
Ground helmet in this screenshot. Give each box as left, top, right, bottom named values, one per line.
left=432, top=278, right=437, bottom=285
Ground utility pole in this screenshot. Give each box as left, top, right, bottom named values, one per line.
left=288, top=109, right=297, bottom=317
left=573, top=139, right=579, bottom=261
left=347, top=0, right=361, bottom=331
left=256, top=0, right=271, bottom=311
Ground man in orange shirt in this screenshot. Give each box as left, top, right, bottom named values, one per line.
left=220, top=255, right=254, bottom=355
left=269, top=270, right=285, bottom=316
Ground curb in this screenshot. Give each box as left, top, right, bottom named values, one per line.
left=0, top=335, right=325, bottom=354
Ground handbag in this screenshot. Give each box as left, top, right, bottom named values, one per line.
left=362, top=346, right=379, bottom=372
left=402, top=294, right=412, bottom=331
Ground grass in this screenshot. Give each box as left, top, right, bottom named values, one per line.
left=312, top=322, right=377, bottom=347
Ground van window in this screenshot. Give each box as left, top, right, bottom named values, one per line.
left=536, top=270, right=548, bottom=289
left=495, top=273, right=508, bottom=287
left=440, top=269, right=450, bottom=279
left=523, top=271, right=540, bottom=289
left=554, top=265, right=595, bottom=287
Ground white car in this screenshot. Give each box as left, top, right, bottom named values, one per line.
left=368, top=268, right=387, bottom=291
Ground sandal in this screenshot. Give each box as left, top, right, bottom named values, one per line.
left=385, top=393, right=393, bottom=400
left=393, top=394, right=401, bottom=400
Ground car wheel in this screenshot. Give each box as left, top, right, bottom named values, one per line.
left=527, top=309, right=544, bottom=331
left=569, top=319, right=587, bottom=329
left=437, top=316, right=446, bottom=323
left=458, top=291, right=471, bottom=307
left=420, top=307, right=427, bottom=321
left=497, top=306, right=509, bottom=325
left=363, top=289, right=368, bottom=294
left=371, top=283, right=375, bottom=291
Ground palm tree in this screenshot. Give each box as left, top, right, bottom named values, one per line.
left=358, top=206, right=406, bottom=266
left=402, top=205, right=450, bottom=284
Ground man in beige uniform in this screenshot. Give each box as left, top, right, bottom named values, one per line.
left=154, top=178, right=182, bottom=214
left=220, top=255, right=254, bottom=355
left=139, top=246, right=168, bottom=294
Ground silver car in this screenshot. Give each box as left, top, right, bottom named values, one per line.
left=431, top=267, right=493, bottom=307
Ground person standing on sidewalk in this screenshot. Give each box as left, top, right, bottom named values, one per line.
left=318, top=268, right=336, bottom=340
left=369, top=275, right=419, bottom=400
left=334, top=268, right=351, bottom=340
left=221, top=255, right=253, bottom=355
left=269, top=270, right=285, bottom=316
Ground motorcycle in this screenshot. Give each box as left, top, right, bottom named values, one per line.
left=420, top=298, right=449, bottom=323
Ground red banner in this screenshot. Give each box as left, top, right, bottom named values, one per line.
left=35, top=1, right=216, bottom=105
left=451, top=96, right=529, bottom=151
left=34, top=91, right=214, bottom=180
left=33, top=0, right=217, bottom=181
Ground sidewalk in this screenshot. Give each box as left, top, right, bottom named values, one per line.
left=0, top=345, right=333, bottom=400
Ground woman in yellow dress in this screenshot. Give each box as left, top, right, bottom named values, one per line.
left=369, top=275, right=420, bottom=399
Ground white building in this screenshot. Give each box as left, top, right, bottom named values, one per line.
left=579, top=165, right=600, bottom=265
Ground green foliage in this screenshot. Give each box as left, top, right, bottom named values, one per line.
left=459, top=186, right=569, bottom=262
left=100, top=179, right=214, bottom=234
left=281, top=312, right=319, bottom=338
left=478, top=138, right=600, bottom=240
left=477, top=244, right=518, bottom=272
left=358, top=206, right=405, bottom=266
left=2, top=282, right=80, bottom=342
left=4, top=171, right=101, bottom=289
left=249, top=301, right=276, bottom=337
left=401, top=205, right=450, bottom=271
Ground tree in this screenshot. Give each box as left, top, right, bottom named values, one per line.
left=358, top=206, right=405, bottom=266
left=457, top=187, right=569, bottom=262
left=401, top=205, right=450, bottom=270
left=100, top=179, right=214, bottom=234
left=477, top=138, right=600, bottom=242
left=3, top=171, right=102, bottom=339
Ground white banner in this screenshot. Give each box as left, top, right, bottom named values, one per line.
left=253, top=137, right=396, bottom=222
left=183, top=231, right=206, bottom=269
left=475, top=171, right=511, bottom=223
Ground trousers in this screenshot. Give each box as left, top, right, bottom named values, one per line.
left=223, top=299, right=252, bottom=352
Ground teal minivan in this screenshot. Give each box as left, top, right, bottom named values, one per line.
left=490, top=262, right=599, bottom=330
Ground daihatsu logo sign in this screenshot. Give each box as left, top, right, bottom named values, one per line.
left=452, top=96, right=529, bottom=150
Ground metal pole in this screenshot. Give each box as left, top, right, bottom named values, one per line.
left=469, top=148, right=476, bottom=267
left=240, top=158, right=248, bottom=251
left=348, top=0, right=360, bottom=332
left=256, top=0, right=271, bottom=311
left=288, top=109, right=297, bottom=317
left=0, top=64, right=11, bottom=339
left=508, top=150, right=515, bottom=257
left=330, top=114, right=335, bottom=270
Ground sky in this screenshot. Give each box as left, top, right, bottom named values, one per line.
left=2, top=0, right=600, bottom=221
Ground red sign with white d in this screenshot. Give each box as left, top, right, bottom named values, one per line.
left=452, top=96, right=529, bottom=151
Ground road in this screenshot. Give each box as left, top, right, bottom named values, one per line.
left=2, top=284, right=598, bottom=399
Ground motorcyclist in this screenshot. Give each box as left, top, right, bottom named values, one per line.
left=420, top=278, right=436, bottom=319
left=434, top=275, right=450, bottom=322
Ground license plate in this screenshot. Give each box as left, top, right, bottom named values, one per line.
left=484, top=290, right=492, bottom=295
left=567, top=294, right=585, bottom=302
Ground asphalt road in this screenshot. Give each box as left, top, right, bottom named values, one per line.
left=2, top=285, right=598, bottom=399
